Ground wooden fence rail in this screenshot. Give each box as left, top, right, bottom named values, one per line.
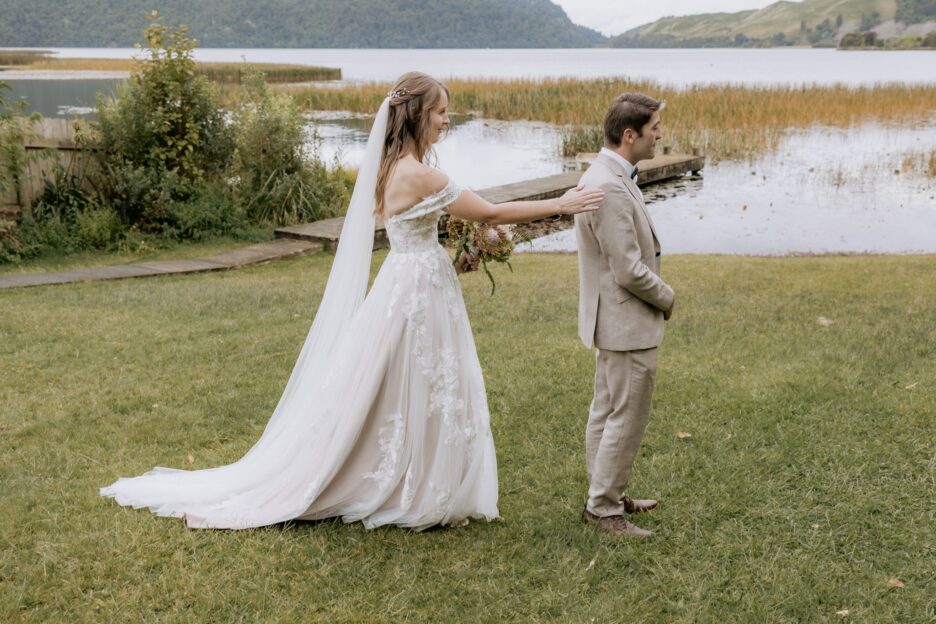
left=1, top=117, right=93, bottom=219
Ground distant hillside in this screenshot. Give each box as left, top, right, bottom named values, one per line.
left=0, top=0, right=607, bottom=48
left=611, top=0, right=935, bottom=48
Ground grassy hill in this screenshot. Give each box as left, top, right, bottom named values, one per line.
left=613, top=0, right=901, bottom=47
left=0, top=0, right=606, bottom=48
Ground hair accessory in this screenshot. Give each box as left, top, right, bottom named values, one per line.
left=387, top=87, right=410, bottom=98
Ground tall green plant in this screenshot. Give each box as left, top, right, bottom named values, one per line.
left=0, top=82, right=41, bottom=212
left=0, top=81, right=20, bottom=203
left=91, top=14, right=234, bottom=229
left=230, top=67, right=348, bottom=225
left=0, top=81, right=47, bottom=262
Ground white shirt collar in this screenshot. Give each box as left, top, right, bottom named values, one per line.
left=599, top=147, right=636, bottom=179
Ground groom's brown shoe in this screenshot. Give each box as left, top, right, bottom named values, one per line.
left=622, top=496, right=658, bottom=514
left=582, top=507, right=653, bottom=538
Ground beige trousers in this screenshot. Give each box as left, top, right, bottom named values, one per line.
left=585, top=347, right=658, bottom=517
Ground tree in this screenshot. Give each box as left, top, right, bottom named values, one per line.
left=228, top=67, right=348, bottom=226
left=838, top=32, right=861, bottom=48
left=860, top=12, right=882, bottom=31
left=90, top=14, right=234, bottom=228
left=896, top=0, right=936, bottom=25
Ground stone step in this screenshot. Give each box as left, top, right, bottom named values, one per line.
left=200, top=238, right=323, bottom=267
left=275, top=219, right=388, bottom=251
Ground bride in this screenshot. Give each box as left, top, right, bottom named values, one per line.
left=101, top=72, right=603, bottom=531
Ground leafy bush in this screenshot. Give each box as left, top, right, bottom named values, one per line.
left=230, top=68, right=348, bottom=225
left=2, top=18, right=354, bottom=265
left=89, top=17, right=235, bottom=231
left=0, top=85, right=41, bottom=210
left=0, top=218, right=41, bottom=263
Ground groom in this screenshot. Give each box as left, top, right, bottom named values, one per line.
left=573, top=93, right=675, bottom=538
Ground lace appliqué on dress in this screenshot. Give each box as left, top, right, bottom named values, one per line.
left=363, top=412, right=404, bottom=489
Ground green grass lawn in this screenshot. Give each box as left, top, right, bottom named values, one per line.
left=1, top=252, right=933, bottom=622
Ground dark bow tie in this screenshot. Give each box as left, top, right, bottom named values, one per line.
left=630, top=166, right=639, bottom=180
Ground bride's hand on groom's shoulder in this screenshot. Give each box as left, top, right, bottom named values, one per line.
left=558, top=184, right=604, bottom=215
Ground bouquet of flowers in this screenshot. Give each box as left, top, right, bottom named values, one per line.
left=446, top=216, right=515, bottom=295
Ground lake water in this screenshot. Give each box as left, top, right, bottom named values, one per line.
left=310, top=113, right=571, bottom=189
left=316, top=112, right=936, bottom=255
left=1, top=78, right=118, bottom=117
left=4, top=47, right=935, bottom=116
left=11, top=47, right=936, bottom=87
left=516, top=121, right=936, bottom=255
left=3, top=47, right=935, bottom=254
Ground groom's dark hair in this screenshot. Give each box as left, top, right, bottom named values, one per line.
left=604, top=93, right=665, bottom=147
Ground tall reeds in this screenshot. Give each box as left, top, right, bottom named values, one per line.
left=288, top=78, right=936, bottom=161
left=0, top=50, right=52, bottom=66
left=196, top=62, right=340, bottom=83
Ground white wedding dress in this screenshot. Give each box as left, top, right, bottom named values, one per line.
left=101, top=181, right=499, bottom=530
left=101, top=99, right=499, bottom=530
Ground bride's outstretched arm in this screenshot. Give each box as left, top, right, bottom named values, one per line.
left=447, top=185, right=604, bottom=225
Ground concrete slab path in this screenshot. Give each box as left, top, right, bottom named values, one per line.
left=0, top=238, right=321, bottom=290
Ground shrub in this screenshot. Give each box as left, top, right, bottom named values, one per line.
left=2, top=18, right=352, bottom=265
left=230, top=68, right=348, bottom=225
left=0, top=218, right=41, bottom=263
left=74, top=206, right=123, bottom=249
left=0, top=85, right=41, bottom=210
left=89, top=16, right=235, bottom=232
left=157, top=181, right=247, bottom=241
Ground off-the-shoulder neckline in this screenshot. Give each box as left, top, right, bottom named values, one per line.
left=386, top=179, right=457, bottom=221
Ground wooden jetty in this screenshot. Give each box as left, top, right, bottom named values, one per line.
left=275, top=152, right=705, bottom=250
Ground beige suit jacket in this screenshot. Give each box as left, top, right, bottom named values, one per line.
left=575, top=153, right=674, bottom=351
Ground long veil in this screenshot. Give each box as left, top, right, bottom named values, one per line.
left=258, top=97, right=389, bottom=431
left=101, top=98, right=393, bottom=527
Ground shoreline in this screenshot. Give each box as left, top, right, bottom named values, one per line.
left=0, top=69, right=129, bottom=80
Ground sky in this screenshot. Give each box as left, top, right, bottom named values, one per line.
left=553, top=0, right=799, bottom=36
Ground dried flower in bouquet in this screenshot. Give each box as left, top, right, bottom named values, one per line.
left=446, top=216, right=515, bottom=295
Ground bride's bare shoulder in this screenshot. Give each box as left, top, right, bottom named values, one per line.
left=396, top=157, right=448, bottom=193
left=385, top=157, right=449, bottom=217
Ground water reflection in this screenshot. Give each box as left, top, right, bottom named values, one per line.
left=0, top=74, right=120, bottom=117
left=518, top=122, right=936, bottom=255
left=309, top=114, right=573, bottom=188
left=2, top=78, right=121, bottom=118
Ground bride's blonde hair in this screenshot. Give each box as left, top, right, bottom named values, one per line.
left=375, top=72, right=449, bottom=216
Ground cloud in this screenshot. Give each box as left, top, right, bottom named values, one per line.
left=554, top=0, right=794, bottom=36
